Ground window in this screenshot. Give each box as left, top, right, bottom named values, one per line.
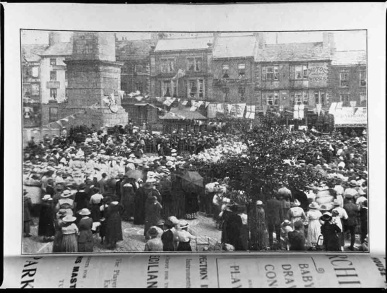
left=162, top=81, right=172, bottom=97
left=339, top=94, right=350, bottom=106
left=50, top=71, right=57, bottom=81
left=340, top=70, right=349, bottom=87
left=187, top=57, right=202, bottom=72
left=135, top=65, right=144, bottom=73
left=222, top=64, right=229, bottom=78
left=84, top=43, right=93, bottom=54
left=265, top=91, right=279, bottom=106
left=31, top=66, right=39, bottom=78
left=160, top=58, right=175, bottom=73
left=50, top=58, right=57, bottom=66
left=64, top=71, right=68, bottom=81
left=262, top=65, right=279, bottom=81
left=31, top=84, right=40, bottom=96
left=50, top=88, right=57, bottom=99
left=238, top=86, right=246, bottom=101
left=314, top=91, right=326, bottom=106
left=291, top=91, right=309, bottom=106
left=188, top=79, right=205, bottom=99
left=295, top=64, right=308, bottom=79
left=359, top=70, right=366, bottom=87
left=49, top=107, right=58, bottom=122
left=238, top=63, right=246, bottom=78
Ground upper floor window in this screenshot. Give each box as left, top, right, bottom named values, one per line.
left=31, top=66, right=39, bottom=78
left=160, top=58, right=175, bottom=73
left=340, top=70, right=349, bottom=87
left=238, top=63, right=246, bottom=78
left=238, top=86, right=246, bottom=101
left=50, top=71, right=57, bottom=81
left=188, top=79, right=205, bottom=99
left=50, top=88, right=57, bottom=99
left=31, top=84, right=40, bottom=96
left=135, top=65, right=144, bottom=73
left=264, top=91, right=279, bottom=106
left=162, top=81, right=172, bottom=97
left=359, top=70, right=366, bottom=87
left=262, top=65, right=279, bottom=81
left=187, top=57, right=202, bottom=72
left=314, top=90, right=325, bottom=106
left=291, top=91, right=309, bottom=106
left=222, top=64, right=229, bottom=78
left=339, top=93, right=350, bottom=106
left=360, top=92, right=367, bottom=105
left=49, top=107, right=58, bottom=122
left=295, top=64, right=308, bottom=79
left=84, top=43, right=93, bottom=54
left=50, top=58, right=57, bottom=66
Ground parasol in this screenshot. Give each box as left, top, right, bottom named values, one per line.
left=178, top=171, right=203, bottom=188
left=125, top=169, right=144, bottom=180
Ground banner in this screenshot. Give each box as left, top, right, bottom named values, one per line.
left=135, top=96, right=144, bottom=102
left=245, top=105, right=255, bottom=119
left=293, top=105, right=299, bottom=119
left=190, top=106, right=198, bottom=112
left=333, top=107, right=367, bottom=126
left=350, top=101, right=357, bottom=107
left=207, top=104, right=217, bottom=118
left=329, top=102, right=337, bottom=114
left=216, top=103, right=225, bottom=113
left=181, top=100, right=188, bottom=106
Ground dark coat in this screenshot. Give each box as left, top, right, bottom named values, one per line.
left=38, top=201, right=56, bottom=237
left=161, top=229, right=175, bottom=251
left=105, top=203, right=124, bottom=243
left=344, top=202, right=358, bottom=227
left=266, top=198, right=284, bottom=225
left=288, top=230, right=306, bottom=251
left=321, top=222, right=341, bottom=251
left=221, top=210, right=243, bottom=251
left=134, top=187, right=147, bottom=225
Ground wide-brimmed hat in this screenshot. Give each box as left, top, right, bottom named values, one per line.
left=62, top=215, right=77, bottom=223
left=319, top=204, right=329, bottom=211
left=309, top=202, right=320, bottom=209
left=291, top=199, right=301, bottom=207
left=78, top=208, right=91, bottom=216
left=42, top=194, right=52, bottom=201
left=168, top=216, right=180, bottom=225
left=320, top=212, right=332, bottom=222
left=78, top=183, right=86, bottom=190
left=256, top=200, right=264, bottom=206
left=61, top=190, right=72, bottom=198
left=348, top=180, right=358, bottom=187
left=147, top=227, right=160, bottom=238
left=179, top=220, right=189, bottom=229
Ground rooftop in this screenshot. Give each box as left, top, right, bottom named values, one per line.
left=155, top=37, right=213, bottom=52
left=255, top=42, right=331, bottom=62
left=213, top=35, right=257, bottom=59
left=116, top=39, right=157, bottom=61
left=40, top=42, right=73, bottom=56
left=331, top=50, right=366, bottom=66
left=159, top=107, right=207, bottom=120
left=22, top=44, right=49, bottom=62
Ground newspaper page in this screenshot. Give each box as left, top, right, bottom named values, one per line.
left=3, top=254, right=386, bottom=288
left=2, top=2, right=386, bottom=288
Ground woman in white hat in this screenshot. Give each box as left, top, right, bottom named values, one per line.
left=320, top=212, right=341, bottom=251
left=305, top=201, right=322, bottom=249
left=78, top=208, right=93, bottom=252
left=55, top=189, right=75, bottom=217
left=176, top=220, right=196, bottom=251
left=287, top=199, right=307, bottom=230
left=60, top=215, right=79, bottom=252
left=38, top=194, right=56, bottom=242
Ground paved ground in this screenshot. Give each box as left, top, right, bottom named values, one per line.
left=22, top=212, right=361, bottom=254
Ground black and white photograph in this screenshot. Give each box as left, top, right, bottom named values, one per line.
left=20, top=28, right=370, bottom=254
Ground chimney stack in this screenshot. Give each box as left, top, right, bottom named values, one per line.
left=213, top=32, right=221, bottom=46
left=323, top=32, right=335, bottom=54
left=254, top=32, right=266, bottom=49
left=48, top=31, right=61, bottom=47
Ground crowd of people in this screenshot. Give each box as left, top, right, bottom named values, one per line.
left=23, top=122, right=368, bottom=252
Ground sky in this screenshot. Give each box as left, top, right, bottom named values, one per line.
left=21, top=30, right=367, bottom=51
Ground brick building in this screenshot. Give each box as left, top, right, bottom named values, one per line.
left=329, top=50, right=367, bottom=107
left=212, top=34, right=257, bottom=105
left=39, top=32, right=72, bottom=104
left=254, top=32, right=335, bottom=115
left=21, top=43, right=48, bottom=127
left=150, top=36, right=214, bottom=102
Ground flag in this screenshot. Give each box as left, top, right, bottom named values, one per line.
left=293, top=105, right=299, bottom=119
left=156, top=96, right=165, bottom=103
left=299, top=104, right=305, bottom=119
left=245, top=105, right=255, bottom=119
left=191, top=100, right=196, bottom=107
left=118, top=90, right=125, bottom=100
left=316, top=104, right=322, bottom=116
left=172, top=69, right=186, bottom=80
left=227, top=104, right=232, bottom=113
left=181, top=100, right=188, bottom=106
left=135, top=90, right=141, bottom=95
left=135, top=96, right=144, bottom=102
left=216, top=103, right=224, bottom=113
left=207, top=104, right=217, bottom=118
left=196, top=101, right=203, bottom=108
left=190, top=106, right=197, bottom=112
left=205, top=102, right=210, bottom=108
left=329, top=102, right=337, bottom=114
left=60, top=118, right=69, bottom=123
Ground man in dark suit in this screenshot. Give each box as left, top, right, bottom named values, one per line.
left=266, top=192, right=284, bottom=250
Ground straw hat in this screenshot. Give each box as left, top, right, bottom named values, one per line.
left=61, top=190, right=72, bottom=198
left=168, top=216, right=180, bottom=225
left=179, top=220, right=189, bottom=229
left=78, top=208, right=91, bottom=216
left=256, top=200, right=264, bottom=206
left=62, top=215, right=77, bottom=223
left=320, top=212, right=332, bottom=222
left=42, top=194, right=52, bottom=201
left=308, top=202, right=320, bottom=209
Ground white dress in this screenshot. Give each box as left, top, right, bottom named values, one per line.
left=306, top=209, right=322, bottom=247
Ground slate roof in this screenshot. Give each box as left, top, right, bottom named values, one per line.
left=159, top=107, right=207, bottom=120
left=116, top=39, right=157, bottom=61
left=213, top=35, right=257, bottom=59
left=331, top=50, right=366, bottom=66
left=22, top=44, right=49, bottom=62
left=255, top=42, right=331, bottom=62
left=40, top=42, right=73, bottom=56
left=155, top=37, right=213, bottom=52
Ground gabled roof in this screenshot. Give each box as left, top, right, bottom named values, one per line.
left=116, top=39, right=157, bottom=61
left=155, top=37, right=213, bottom=52
left=213, top=35, right=257, bottom=59
left=255, top=42, right=331, bottom=62
left=40, top=42, right=73, bottom=56
left=331, top=50, right=366, bottom=66
left=159, top=107, right=207, bottom=120
left=22, top=44, right=49, bottom=62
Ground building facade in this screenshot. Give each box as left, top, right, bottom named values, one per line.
left=329, top=50, right=367, bottom=107
left=254, top=32, right=335, bottom=115
left=150, top=36, right=214, bottom=102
